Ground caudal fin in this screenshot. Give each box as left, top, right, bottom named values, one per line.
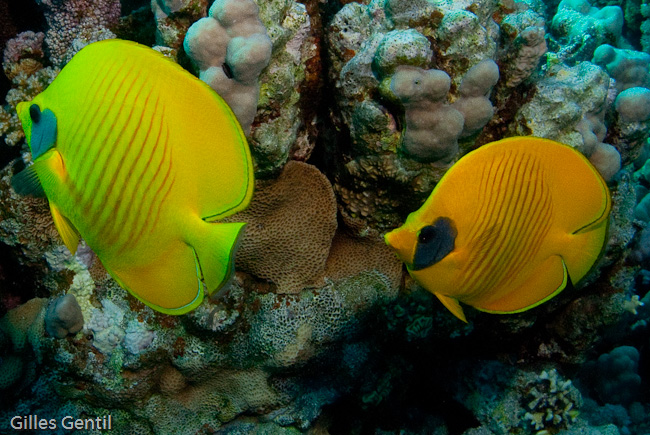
left=189, top=221, right=246, bottom=297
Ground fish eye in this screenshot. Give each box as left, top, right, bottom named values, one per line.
left=418, top=225, right=437, bottom=244
left=29, top=104, right=41, bottom=123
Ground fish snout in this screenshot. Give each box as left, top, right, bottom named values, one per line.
left=384, top=228, right=414, bottom=263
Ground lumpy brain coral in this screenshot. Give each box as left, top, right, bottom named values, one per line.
left=225, top=161, right=338, bottom=294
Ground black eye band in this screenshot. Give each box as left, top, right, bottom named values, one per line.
left=418, top=225, right=437, bottom=243
left=30, top=104, right=41, bottom=123
left=412, top=217, right=457, bottom=271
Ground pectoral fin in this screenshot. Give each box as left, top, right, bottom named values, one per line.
left=11, top=164, right=45, bottom=197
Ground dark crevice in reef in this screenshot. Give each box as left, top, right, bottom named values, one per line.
left=0, top=242, right=44, bottom=317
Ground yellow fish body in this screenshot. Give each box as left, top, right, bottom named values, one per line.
left=385, top=137, right=611, bottom=322
left=13, top=40, right=254, bottom=315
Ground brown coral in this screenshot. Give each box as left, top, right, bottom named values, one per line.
left=225, top=161, right=337, bottom=294
left=0, top=164, right=60, bottom=262
left=323, top=230, right=402, bottom=290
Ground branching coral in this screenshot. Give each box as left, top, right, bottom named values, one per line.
left=36, top=0, right=120, bottom=66
left=2, top=31, right=46, bottom=82
left=0, top=164, right=60, bottom=259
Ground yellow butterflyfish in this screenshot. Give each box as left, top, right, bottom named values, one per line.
left=385, top=137, right=611, bottom=322
left=12, top=39, right=254, bottom=315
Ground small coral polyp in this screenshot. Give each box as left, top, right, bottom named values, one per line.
left=522, top=369, right=582, bottom=432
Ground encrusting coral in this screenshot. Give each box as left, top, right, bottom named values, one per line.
left=593, top=346, right=642, bottom=406
left=550, top=0, right=624, bottom=62
left=592, top=44, right=650, bottom=91
left=224, top=160, right=337, bottom=294
left=0, top=298, right=47, bottom=393
left=151, top=0, right=207, bottom=51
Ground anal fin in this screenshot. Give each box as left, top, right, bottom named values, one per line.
left=105, top=241, right=204, bottom=315
left=476, top=255, right=568, bottom=314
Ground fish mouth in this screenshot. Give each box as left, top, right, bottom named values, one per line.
left=384, top=229, right=412, bottom=263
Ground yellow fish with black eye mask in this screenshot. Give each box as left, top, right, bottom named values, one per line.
left=385, top=137, right=611, bottom=322
left=12, top=39, right=254, bottom=315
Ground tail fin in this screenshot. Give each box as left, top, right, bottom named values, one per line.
left=189, top=221, right=246, bottom=297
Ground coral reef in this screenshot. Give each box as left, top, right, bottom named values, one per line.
left=151, top=0, right=207, bottom=51
left=224, top=161, right=337, bottom=294
left=453, top=363, right=583, bottom=434
left=511, top=61, right=625, bottom=181
left=0, top=298, right=47, bottom=395
left=1, top=0, right=650, bottom=433
left=592, top=44, right=650, bottom=91
left=550, top=0, right=623, bottom=62
left=36, top=0, right=121, bottom=67
left=587, top=346, right=642, bottom=406
left=0, top=33, right=59, bottom=147
left=522, top=369, right=582, bottom=431
left=388, top=60, right=499, bottom=163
